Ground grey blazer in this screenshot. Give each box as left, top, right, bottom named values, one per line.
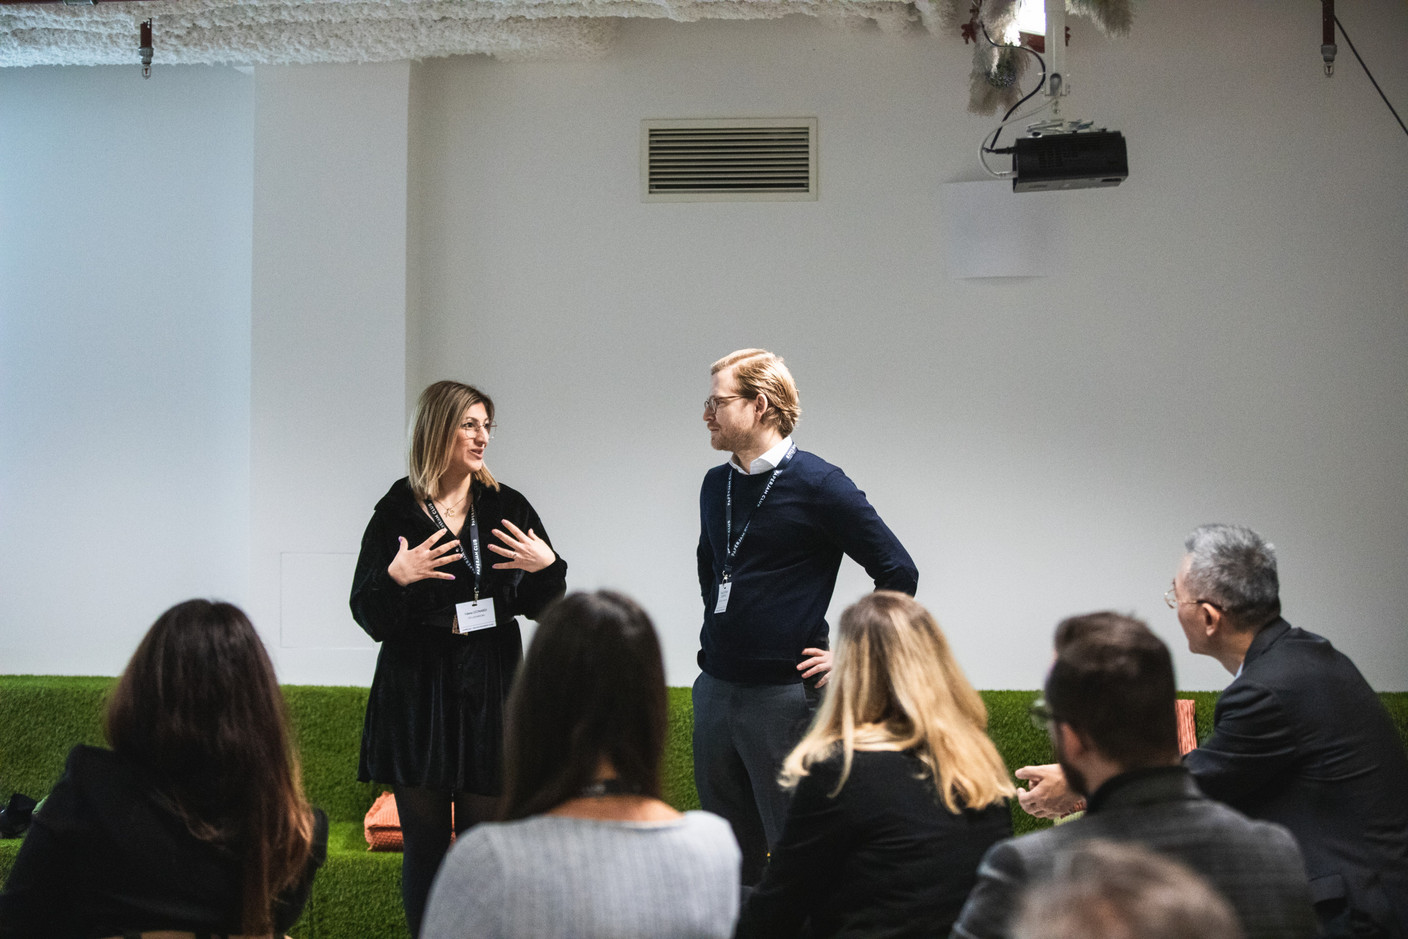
left=949, top=766, right=1316, bottom=939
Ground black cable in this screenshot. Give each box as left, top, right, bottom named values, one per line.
left=1334, top=13, right=1408, bottom=138
left=978, top=23, right=1047, bottom=152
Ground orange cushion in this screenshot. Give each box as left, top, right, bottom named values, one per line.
left=1176, top=698, right=1198, bottom=756
left=362, top=790, right=460, bottom=851
left=364, top=791, right=403, bottom=852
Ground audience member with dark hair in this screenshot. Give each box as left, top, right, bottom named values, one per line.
left=735, top=591, right=1014, bottom=938
left=350, top=380, right=568, bottom=937
left=951, top=611, right=1314, bottom=939
left=1016, top=525, right=1408, bottom=938
left=0, top=599, right=327, bottom=938
left=421, top=590, right=741, bottom=939
left=1012, top=840, right=1245, bottom=939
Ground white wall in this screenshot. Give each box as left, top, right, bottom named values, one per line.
left=2, top=0, right=1405, bottom=690
left=250, top=63, right=410, bottom=684
left=405, top=3, right=1408, bottom=690
left=0, top=65, right=255, bottom=672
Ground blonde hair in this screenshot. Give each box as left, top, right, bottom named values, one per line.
left=781, top=591, right=1015, bottom=813
left=407, top=380, right=499, bottom=501
left=711, top=348, right=801, bottom=438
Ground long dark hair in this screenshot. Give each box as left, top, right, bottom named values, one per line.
left=105, top=599, right=316, bottom=935
left=500, top=590, right=667, bottom=820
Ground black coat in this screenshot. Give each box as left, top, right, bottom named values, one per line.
left=0, top=745, right=327, bottom=939
left=736, top=749, right=1011, bottom=938
left=351, top=477, right=567, bottom=792
left=1185, top=618, right=1408, bottom=937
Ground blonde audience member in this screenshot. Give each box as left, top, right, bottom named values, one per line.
left=735, top=591, right=1014, bottom=938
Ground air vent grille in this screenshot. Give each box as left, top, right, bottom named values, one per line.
left=642, top=119, right=817, bottom=202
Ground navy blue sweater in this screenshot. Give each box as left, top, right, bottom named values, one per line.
left=696, top=449, right=918, bottom=684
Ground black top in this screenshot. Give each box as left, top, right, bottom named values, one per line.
left=696, top=450, right=918, bottom=684
left=0, top=745, right=328, bottom=939
left=351, top=476, right=567, bottom=792
left=735, top=748, right=1011, bottom=939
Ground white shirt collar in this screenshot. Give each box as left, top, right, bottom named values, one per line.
left=730, top=435, right=794, bottom=476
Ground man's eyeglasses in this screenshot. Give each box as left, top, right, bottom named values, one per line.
left=1163, top=586, right=1222, bottom=611
left=1028, top=698, right=1060, bottom=732
left=703, top=395, right=746, bottom=412
left=460, top=419, right=496, bottom=439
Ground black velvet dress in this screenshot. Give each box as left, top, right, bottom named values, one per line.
left=351, top=477, right=567, bottom=794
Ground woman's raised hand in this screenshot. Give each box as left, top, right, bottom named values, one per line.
left=388, top=529, right=462, bottom=586
left=488, top=519, right=556, bottom=573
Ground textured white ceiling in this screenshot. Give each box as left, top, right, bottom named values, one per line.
left=0, top=0, right=946, bottom=68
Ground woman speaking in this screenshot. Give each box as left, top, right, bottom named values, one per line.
left=350, top=380, right=567, bottom=938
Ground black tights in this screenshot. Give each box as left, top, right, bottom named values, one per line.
left=393, top=786, right=499, bottom=938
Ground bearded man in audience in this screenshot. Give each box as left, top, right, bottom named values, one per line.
left=1014, top=525, right=1408, bottom=939
left=950, top=610, right=1314, bottom=939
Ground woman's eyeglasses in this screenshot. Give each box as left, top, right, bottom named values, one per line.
left=460, top=420, right=496, bottom=439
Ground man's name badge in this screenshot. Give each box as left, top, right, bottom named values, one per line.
left=454, top=598, right=497, bottom=634
left=714, top=580, right=732, bottom=614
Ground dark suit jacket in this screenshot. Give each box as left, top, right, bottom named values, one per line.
left=950, top=766, right=1316, bottom=939
left=1184, top=618, right=1408, bottom=937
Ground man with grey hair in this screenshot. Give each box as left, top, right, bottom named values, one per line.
left=1015, top=524, right=1408, bottom=939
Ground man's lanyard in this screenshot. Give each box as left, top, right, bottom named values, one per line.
left=425, top=498, right=483, bottom=600
left=723, top=443, right=797, bottom=582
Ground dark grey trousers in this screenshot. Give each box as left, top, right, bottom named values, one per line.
left=692, top=671, right=817, bottom=885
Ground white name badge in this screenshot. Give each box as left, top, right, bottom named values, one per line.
left=454, top=598, right=497, bottom=634
left=714, top=580, right=732, bottom=614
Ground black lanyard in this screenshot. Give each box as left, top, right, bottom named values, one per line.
left=724, top=443, right=797, bottom=581
left=425, top=498, right=483, bottom=601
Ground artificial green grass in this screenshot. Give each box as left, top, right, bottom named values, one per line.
left=2, top=678, right=1405, bottom=938
left=0, top=676, right=112, bottom=804
left=663, top=686, right=700, bottom=811
left=1382, top=692, right=1408, bottom=753
left=307, top=823, right=408, bottom=939
left=282, top=684, right=384, bottom=824
left=977, top=690, right=1055, bottom=835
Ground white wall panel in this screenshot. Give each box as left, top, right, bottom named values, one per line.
left=250, top=62, right=411, bottom=684
left=0, top=65, right=254, bottom=674
left=406, top=6, right=1408, bottom=690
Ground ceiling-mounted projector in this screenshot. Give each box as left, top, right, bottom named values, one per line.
left=1012, top=130, right=1128, bottom=192
left=977, top=0, right=1130, bottom=191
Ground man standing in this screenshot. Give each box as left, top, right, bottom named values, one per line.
left=694, top=348, right=917, bottom=884
left=951, top=611, right=1315, bottom=939
left=1016, top=524, right=1408, bottom=938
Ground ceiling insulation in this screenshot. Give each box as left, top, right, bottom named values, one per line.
left=0, top=0, right=941, bottom=68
